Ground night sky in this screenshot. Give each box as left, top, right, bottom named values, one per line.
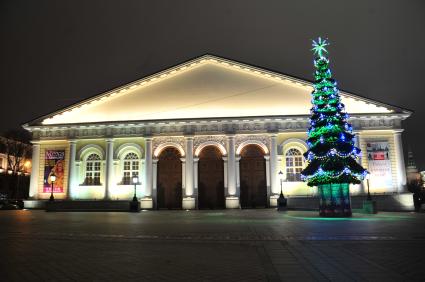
left=1, top=1, right=424, bottom=168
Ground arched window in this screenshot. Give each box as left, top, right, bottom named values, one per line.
left=285, top=148, right=303, bottom=181
left=122, top=152, right=139, bottom=185
left=84, top=153, right=101, bottom=185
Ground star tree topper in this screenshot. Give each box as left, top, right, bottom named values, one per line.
left=311, top=37, right=329, bottom=58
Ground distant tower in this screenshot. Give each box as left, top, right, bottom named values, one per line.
left=406, top=149, right=420, bottom=184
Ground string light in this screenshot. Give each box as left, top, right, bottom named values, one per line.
left=301, top=37, right=367, bottom=187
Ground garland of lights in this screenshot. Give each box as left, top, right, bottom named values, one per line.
left=301, top=38, right=367, bottom=187
left=301, top=167, right=368, bottom=181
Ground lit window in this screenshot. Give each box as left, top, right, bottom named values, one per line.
left=285, top=148, right=303, bottom=181
left=84, top=153, right=101, bottom=185
left=122, top=152, right=139, bottom=185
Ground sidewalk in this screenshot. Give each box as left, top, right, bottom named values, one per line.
left=1, top=210, right=424, bottom=281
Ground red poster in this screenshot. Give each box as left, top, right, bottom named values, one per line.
left=366, top=141, right=392, bottom=189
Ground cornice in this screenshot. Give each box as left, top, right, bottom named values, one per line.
left=27, top=113, right=404, bottom=141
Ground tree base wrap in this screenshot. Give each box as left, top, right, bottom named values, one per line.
left=318, top=183, right=352, bottom=217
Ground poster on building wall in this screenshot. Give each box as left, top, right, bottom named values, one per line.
left=43, top=150, right=65, bottom=193
left=366, top=141, right=392, bottom=189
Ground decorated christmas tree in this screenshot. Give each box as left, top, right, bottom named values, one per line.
left=301, top=38, right=368, bottom=217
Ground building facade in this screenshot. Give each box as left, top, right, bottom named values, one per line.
left=0, top=136, right=32, bottom=175
left=23, top=55, right=411, bottom=209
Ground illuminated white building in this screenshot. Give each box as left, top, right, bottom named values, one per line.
left=23, top=55, right=411, bottom=209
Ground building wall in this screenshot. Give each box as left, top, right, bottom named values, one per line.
left=71, top=137, right=146, bottom=200
left=358, top=130, right=400, bottom=194
left=0, top=154, right=6, bottom=169
left=37, top=141, right=69, bottom=200
left=276, top=132, right=311, bottom=196
left=29, top=129, right=407, bottom=205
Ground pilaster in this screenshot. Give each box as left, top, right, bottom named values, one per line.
left=144, top=138, right=153, bottom=197
left=235, top=156, right=241, bottom=197
left=269, top=134, right=278, bottom=195
left=29, top=142, right=40, bottom=199
left=184, top=136, right=194, bottom=197
left=194, top=157, right=199, bottom=208
left=104, top=138, right=114, bottom=200
left=151, top=158, right=158, bottom=209
left=181, top=154, right=195, bottom=209
left=67, top=140, right=77, bottom=199
left=394, top=131, right=407, bottom=192
left=264, top=155, right=271, bottom=204
left=354, top=133, right=365, bottom=195
left=226, top=135, right=238, bottom=208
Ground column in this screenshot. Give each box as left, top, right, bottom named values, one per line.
left=112, top=160, right=119, bottom=198
left=152, top=159, right=158, bottom=191
left=222, top=157, right=228, bottom=195
left=226, top=135, right=238, bottom=208
left=269, top=134, right=279, bottom=207
left=193, top=158, right=199, bottom=190
left=394, top=131, right=407, bottom=192
left=194, top=157, right=199, bottom=202
left=141, top=138, right=153, bottom=209
left=67, top=140, right=77, bottom=199
left=265, top=155, right=275, bottom=207
left=148, top=158, right=158, bottom=210
left=181, top=158, right=186, bottom=191
left=354, top=133, right=365, bottom=195
left=183, top=136, right=195, bottom=209
left=184, top=137, right=194, bottom=196
left=264, top=155, right=271, bottom=192
left=235, top=156, right=241, bottom=196
left=144, top=138, right=153, bottom=197
left=104, top=138, right=114, bottom=200
left=29, top=142, right=40, bottom=199
left=269, top=134, right=278, bottom=194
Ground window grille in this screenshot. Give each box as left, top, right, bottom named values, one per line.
left=84, top=153, right=101, bottom=185
left=122, top=152, right=139, bottom=185
left=285, top=148, right=303, bottom=181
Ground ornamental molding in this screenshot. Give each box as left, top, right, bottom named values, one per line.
left=193, top=135, right=226, bottom=153
left=235, top=134, right=271, bottom=154
left=77, top=144, right=105, bottom=161
left=350, top=117, right=399, bottom=129
left=115, top=143, right=144, bottom=159
left=29, top=114, right=404, bottom=141
left=152, top=136, right=185, bottom=156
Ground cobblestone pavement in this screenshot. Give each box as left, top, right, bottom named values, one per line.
left=1, top=210, right=425, bottom=281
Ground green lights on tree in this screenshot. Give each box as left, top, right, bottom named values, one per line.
left=301, top=38, right=368, bottom=217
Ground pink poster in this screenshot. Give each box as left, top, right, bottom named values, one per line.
left=43, top=150, right=65, bottom=193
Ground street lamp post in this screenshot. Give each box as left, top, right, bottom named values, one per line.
left=130, top=175, right=140, bottom=212
left=49, top=173, right=56, bottom=202
left=132, top=175, right=139, bottom=202
left=366, top=174, right=372, bottom=201
left=277, top=170, right=287, bottom=211
left=363, top=173, right=377, bottom=214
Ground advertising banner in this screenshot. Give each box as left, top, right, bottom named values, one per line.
left=43, top=150, right=65, bottom=193
left=366, top=141, right=392, bottom=189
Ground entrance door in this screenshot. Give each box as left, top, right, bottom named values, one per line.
left=198, top=146, right=225, bottom=209
left=157, top=147, right=182, bottom=209
left=239, top=145, right=267, bottom=208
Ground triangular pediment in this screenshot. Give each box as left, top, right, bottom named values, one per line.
left=27, top=55, right=409, bottom=126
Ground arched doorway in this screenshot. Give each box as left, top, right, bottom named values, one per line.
left=198, top=146, right=225, bottom=209
left=239, top=144, right=267, bottom=208
left=157, top=147, right=182, bottom=209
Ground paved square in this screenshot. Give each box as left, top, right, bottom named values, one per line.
left=1, top=210, right=425, bottom=281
